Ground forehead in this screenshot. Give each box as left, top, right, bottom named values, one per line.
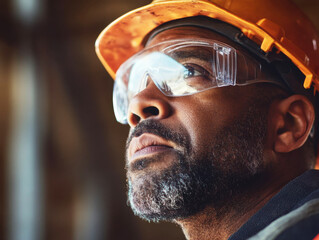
left=146, top=26, right=239, bottom=49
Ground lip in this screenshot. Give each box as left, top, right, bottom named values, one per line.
left=128, top=133, right=175, bottom=164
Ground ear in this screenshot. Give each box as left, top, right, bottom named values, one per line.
left=270, top=95, right=315, bottom=153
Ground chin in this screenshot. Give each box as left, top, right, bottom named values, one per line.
left=127, top=155, right=214, bottom=222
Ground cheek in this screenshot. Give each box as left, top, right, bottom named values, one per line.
left=171, top=91, right=248, bottom=151
left=172, top=100, right=221, bottom=151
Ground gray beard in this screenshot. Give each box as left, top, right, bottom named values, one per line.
left=126, top=104, right=267, bottom=222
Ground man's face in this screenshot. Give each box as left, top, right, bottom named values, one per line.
left=124, top=27, right=269, bottom=222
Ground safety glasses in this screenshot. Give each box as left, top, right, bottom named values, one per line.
left=113, top=39, right=283, bottom=124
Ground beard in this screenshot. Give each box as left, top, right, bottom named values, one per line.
left=125, top=103, right=267, bottom=222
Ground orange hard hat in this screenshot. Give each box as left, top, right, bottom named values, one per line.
left=95, top=0, right=319, bottom=93
left=96, top=0, right=319, bottom=168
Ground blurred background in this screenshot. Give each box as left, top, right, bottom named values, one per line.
left=0, top=0, right=319, bottom=239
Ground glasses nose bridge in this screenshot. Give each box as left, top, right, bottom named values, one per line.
left=135, top=71, right=168, bottom=101
left=131, top=75, right=162, bottom=105
left=127, top=78, right=172, bottom=127
left=134, top=71, right=154, bottom=95
left=143, top=71, right=153, bottom=88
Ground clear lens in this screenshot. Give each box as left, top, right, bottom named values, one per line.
left=113, top=79, right=129, bottom=124
left=113, top=39, right=279, bottom=124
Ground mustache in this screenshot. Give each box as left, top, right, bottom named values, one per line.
left=126, top=119, right=190, bottom=154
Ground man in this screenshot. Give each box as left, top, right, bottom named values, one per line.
left=96, top=0, right=319, bottom=239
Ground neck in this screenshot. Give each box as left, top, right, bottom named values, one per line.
left=175, top=170, right=294, bottom=240
left=176, top=197, right=271, bottom=240
left=173, top=148, right=312, bottom=240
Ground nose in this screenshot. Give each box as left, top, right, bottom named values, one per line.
left=127, top=82, right=172, bottom=127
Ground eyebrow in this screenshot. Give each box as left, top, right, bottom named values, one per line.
left=170, top=49, right=213, bottom=62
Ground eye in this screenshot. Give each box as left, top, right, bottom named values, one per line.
left=183, top=64, right=210, bottom=80
left=180, top=63, right=215, bottom=90
left=183, top=64, right=210, bottom=78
